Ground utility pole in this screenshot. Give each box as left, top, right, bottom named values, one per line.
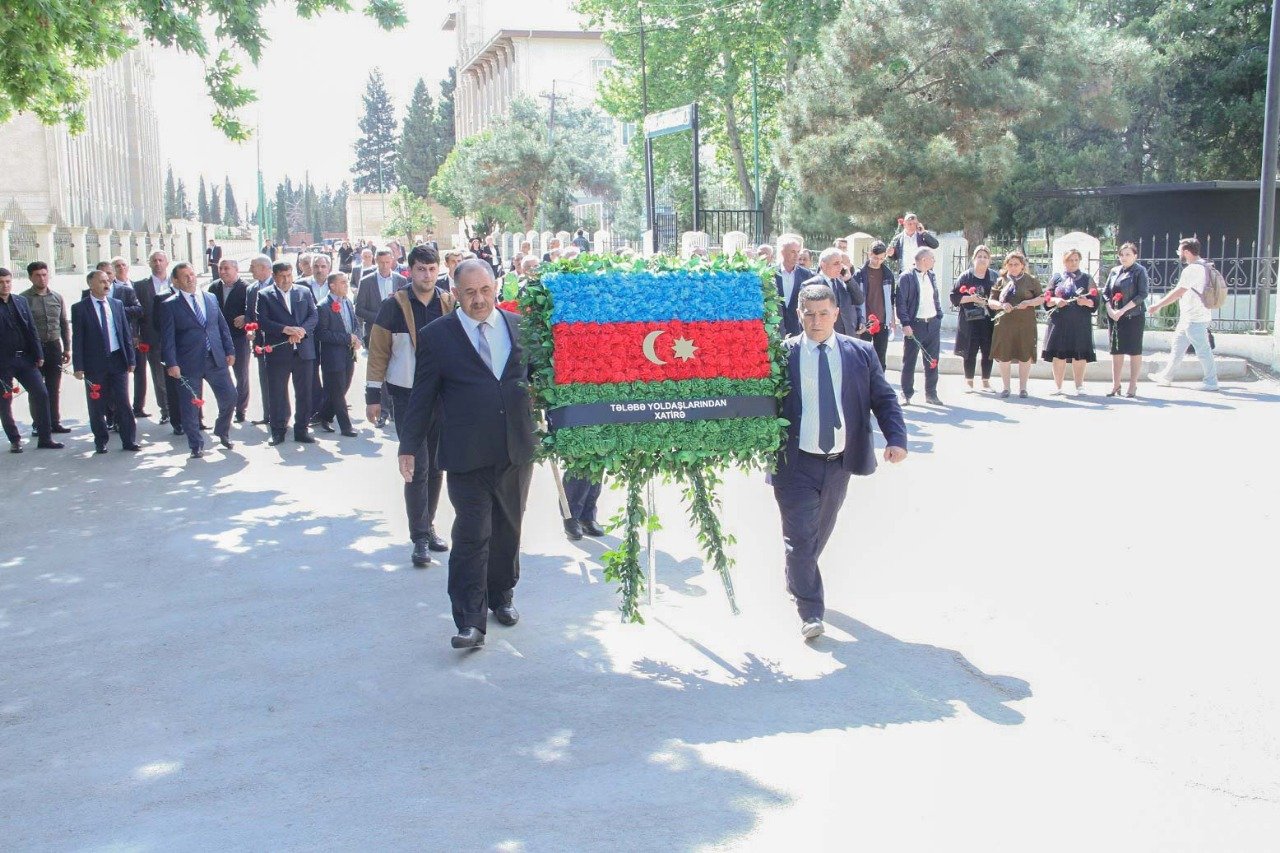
left=639, top=2, right=656, bottom=255
left=1258, top=0, right=1280, bottom=356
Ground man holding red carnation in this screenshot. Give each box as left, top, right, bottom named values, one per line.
left=71, top=270, right=140, bottom=453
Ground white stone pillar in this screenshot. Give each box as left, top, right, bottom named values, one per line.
left=0, top=220, right=11, bottom=271
left=641, top=230, right=656, bottom=258
left=33, top=223, right=57, bottom=271
left=68, top=226, right=89, bottom=273
left=188, top=227, right=202, bottom=270
left=722, top=230, right=750, bottom=256
left=95, top=229, right=113, bottom=265
left=132, top=231, right=147, bottom=269
left=681, top=231, right=709, bottom=260
left=593, top=230, right=610, bottom=253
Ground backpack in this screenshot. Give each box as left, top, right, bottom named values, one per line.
left=1198, top=260, right=1227, bottom=310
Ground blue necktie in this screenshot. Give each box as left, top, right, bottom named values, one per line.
left=96, top=300, right=111, bottom=354
left=817, top=342, right=841, bottom=453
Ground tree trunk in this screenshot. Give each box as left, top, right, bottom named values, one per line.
left=963, top=221, right=986, bottom=255
left=721, top=94, right=757, bottom=211
left=761, top=168, right=782, bottom=239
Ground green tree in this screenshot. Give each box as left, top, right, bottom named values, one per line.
left=197, top=177, right=209, bottom=223
left=577, top=0, right=842, bottom=235
left=274, top=183, right=289, bottom=244
left=430, top=96, right=617, bottom=234
left=223, top=177, right=241, bottom=226
left=331, top=181, right=350, bottom=232
left=210, top=184, right=222, bottom=225
left=784, top=0, right=1146, bottom=248
left=176, top=178, right=192, bottom=219
left=382, top=186, right=436, bottom=245
left=432, top=67, right=457, bottom=172
left=0, top=1, right=406, bottom=139
left=352, top=68, right=399, bottom=193
left=164, top=166, right=177, bottom=219
left=397, top=79, right=437, bottom=196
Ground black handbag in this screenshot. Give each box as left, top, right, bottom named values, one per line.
left=962, top=304, right=989, bottom=321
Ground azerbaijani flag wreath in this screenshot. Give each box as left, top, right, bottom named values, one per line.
left=518, top=255, right=789, bottom=622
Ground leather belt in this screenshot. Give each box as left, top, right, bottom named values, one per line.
left=800, top=450, right=843, bottom=462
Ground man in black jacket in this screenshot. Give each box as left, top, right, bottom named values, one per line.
left=0, top=267, right=63, bottom=451
left=396, top=259, right=537, bottom=650
left=132, top=251, right=174, bottom=423
left=209, top=258, right=251, bottom=422
left=774, top=234, right=814, bottom=338
left=314, top=271, right=360, bottom=437
left=886, top=212, right=940, bottom=273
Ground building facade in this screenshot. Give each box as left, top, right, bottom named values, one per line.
left=0, top=46, right=164, bottom=237
left=442, top=0, right=614, bottom=141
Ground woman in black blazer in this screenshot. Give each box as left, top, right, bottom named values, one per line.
left=950, top=245, right=998, bottom=392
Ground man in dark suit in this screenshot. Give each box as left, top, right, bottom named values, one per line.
left=314, top=271, right=360, bottom=437
left=354, top=249, right=407, bottom=342
left=0, top=267, right=63, bottom=452
left=774, top=235, right=814, bottom=338
left=159, top=262, right=238, bottom=458
left=205, top=239, right=222, bottom=274
left=257, top=261, right=319, bottom=445
left=894, top=246, right=945, bottom=407
left=209, top=258, right=251, bottom=422
left=132, top=251, right=174, bottom=422
left=72, top=270, right=140, bottom=453
left=802, top=247, right=866, bottom=337
left=397, top=259, right=537, bottom=650
left=773, top=282, right=907, bottom=640
left=244, top=255, right=274, bottom=425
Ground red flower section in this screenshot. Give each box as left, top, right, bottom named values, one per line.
left=244, top=322, right=259, bottom=333
left=330, top=301, right=342, bottom=313
left=192, top=398, right=205, bottom=408
left=866, top=314, right=882, bottom=335
left=89, top=392, right=101, bottom=400
left=553, top=320, right=771, bottom=385
left=497, top=300, right=519, bottom=313
left=136, top=342, right=151, bottom=353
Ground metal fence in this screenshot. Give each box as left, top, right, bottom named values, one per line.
left=951, top=235, right=1278, bottom=334
left=701, top=209, right=763, bottom=247
left=53, top=227, right=74, bottom=273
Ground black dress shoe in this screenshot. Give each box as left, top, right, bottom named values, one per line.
left=9, top=443, right=22, bottom=454
left=426, top=527, right=448, bottom=552
left=95, top=446, right=108, bottom=454
left=159, top=414, right=169, bottom=425
left=269, top=433, right=287, bottom=446
left=218, top=435, right=234, bottom=450
left=340, top=429, right=358, bottom=437
left=563, top=518, right=584, bottom=541
left=123, top=443, right=142, bottom=451
left=450, top=628, right=485, bottom=649
left=172, top=427, right=184, bottom=435
left=36, top=440, right=65, bottom=450
left=51, top=424, right=72, bottom=434
left=252, top=418, right=270, bottom=426
left=319, top=420, right=335, bottom=433
left=190, top=449, right=204, bottom=459
left=925, top=394, right=945, bottom=406
left=234, top=411, right=245, bottom=423
left=133, top=409, right=150, bottom=418
left=199, top=421, right=209, bottom=431
left=411, top=541, right=432, bottom=568
left=493, top=605, right=520, bottom=627
left=294, top=433, right=316, bottom=444
left=375, top=414, right=389, bottom=428
left=581, top=519, right=607, bottom=537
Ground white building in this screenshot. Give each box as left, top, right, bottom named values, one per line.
left=0, top=46, right=164, bottom=234
left=442, top=0, right=615, bottom=141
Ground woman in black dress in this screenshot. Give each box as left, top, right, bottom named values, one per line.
left=1102, top=242, right=1149, bottom=398
left=1041, top=249, right=1097, bottom=395
left=950, top=245, right=997, bottom=392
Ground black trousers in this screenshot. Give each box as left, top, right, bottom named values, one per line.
left=771, top=451, right=851, bottom=621
left=564, top=475, right=602, bottom=522
left=135, top=346, right=168, bottom=417
left=37, top=341, right=66, bottom=427
left=319, top=358, right=354, bottom=432
left=857, top=328, right=890, bottom=371
left=255, top=352, right=272, bottom=422
left=901, top=316, right=941, bottom=399
left=0, top=356, right=52, bottom=443
left=267, top=353, right=314, bottom=437
left=388, top=383, right=443, bottom=542
left=962, top=339, right=994, bottom=381
left=230, top=336, right=251, bottom=416
left=177, top=352, right=238, bottom=451
left=86, top=352, right=136, bottom=448
left=446, top=459, right=533, bottom=633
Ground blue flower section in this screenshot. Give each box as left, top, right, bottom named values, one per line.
left=545, top=269, right=766, bottom=325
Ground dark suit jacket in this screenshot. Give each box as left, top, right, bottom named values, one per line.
left=894, top=269, right=944, bottom=325
left=355, top=271, right=408, bottom=329
left=888, top=229, right=940, bottom=269
left=774, top=265, right=814, bottom=337
left=0, top=294, right=45, bottom=368
left=71, top=295, right=136, bottom=379
left=314, top=295, right=358, bottom=370
left=397, top=309, right=536, bottom=472
left=132, top=276, right=171, bottom=346
left=255, top=284, right=319, bottom=361
left=776, top=333, right=907, bottom=478
left=159, top=290, right=235, bottom=377
left=209, top=278, right=249, bottom=339
left=800, top=274, right=865, bottom=336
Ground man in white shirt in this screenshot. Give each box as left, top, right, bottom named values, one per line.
left=133, top=251, right=174, bottom=423
left=1148, top=237, right=1219, bottom=390
left=894, top=247, right=944, bottom=405
left=774, top=234, right=813, bottom=337
left=888, top=212, right=940, bottom=273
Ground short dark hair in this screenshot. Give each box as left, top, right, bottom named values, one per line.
left=870, top=241, right=888, bottom=255
left=272, top=261, right=293, bottom=275
left=798, top=282, right=837, bottom=308
left=407, top=245, right=439, bottom=268
left=1178, top=237, right=1201, bottom=257
left=0, top=267, right=11, bottom=278
left=26, top=261, right=48, bottom=276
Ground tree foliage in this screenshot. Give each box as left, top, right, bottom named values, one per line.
left=352, top=68, right=399, bottom=193
left=164, top=166, right=178, bottom=220
left=382, top=186, right=436, bottom=245
left=197, top=177, right=209, bottom=224
left=224, top=177, right=241, bottom=226
left=430, top=96, right=618, bottom=234
left=396, top=70, right=457, bottom=197
left=0, top=0, right=406, bottom=139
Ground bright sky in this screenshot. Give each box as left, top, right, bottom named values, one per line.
left=151, top=3, right=456, bottom=208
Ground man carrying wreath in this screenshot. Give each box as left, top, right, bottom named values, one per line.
left=773, top=283, right=908, bottom=641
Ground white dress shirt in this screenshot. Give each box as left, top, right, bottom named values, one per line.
left=307, top=276, right=329, bottom=304
left=151, top=275, right=172, bottom=297
left=798, top=332, right=845, bottom=454
left=901, top=232, right=920, bottom=271
left=377, top=274, right=395, bottom=301
left=93, top=296, right=121, bottom=353
left=457, top=309, right=511, bottom=378
left=273, top=284, right=296, bottom=314
left=916, top=270, right=938, bottom=320
left=778, top=264, right=799, bottom=304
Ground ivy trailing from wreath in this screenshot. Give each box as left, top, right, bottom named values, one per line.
left=519, top=253, right=788, bottom=622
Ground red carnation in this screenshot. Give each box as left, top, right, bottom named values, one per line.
left=254, top=346, right=263, bottom=356
left=192, top=398, right=205, bottom=408
left=137, top=342, right=151, bottom=353
left=1089, top=288, right=1099, bottom=297
left=330, top=302, right=342, bottom=313
left=497, top=300, right=519, bottom=312
left=90, top=383, right=101, bottom=392
left=1112, top=293, right=1124, bottom=303
left=264, top=345, right=274, bottom=353
left=2, top=391, right=10, bottom=400
left=89, top=391, right=101, bottom=400
left=244, top=322, right=259, bottom=333
left=929, top=359, right=939, bottom=369
left=10, top=385, right=20, bottom=396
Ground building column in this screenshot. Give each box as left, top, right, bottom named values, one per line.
left=151, top=232, right=164, bottom=262
left=0, top=220, right=11, bottom=271
left=33, top=223, right=57, bottom=272
left=95, top=229, right=113, bottom=265
left=132, top=231, right=147, bottom=267
left=68, top=226, right=89, bottom=273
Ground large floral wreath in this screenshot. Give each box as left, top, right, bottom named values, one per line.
left=518, top=254, right=789, bottom=621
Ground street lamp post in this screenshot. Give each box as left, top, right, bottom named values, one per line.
left=1259, top=0, right=1280, bottom=362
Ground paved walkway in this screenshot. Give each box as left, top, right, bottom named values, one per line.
left=2, top=356, right=1278, bottom=850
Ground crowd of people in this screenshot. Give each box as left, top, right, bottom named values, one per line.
left=0, top=217, right=1224, bottom=646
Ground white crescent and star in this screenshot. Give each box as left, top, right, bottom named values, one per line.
left=641, top=329, right=698, bottom=365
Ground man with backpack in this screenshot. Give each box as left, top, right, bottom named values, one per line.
left=1147, top=237, right=1220, bottom=391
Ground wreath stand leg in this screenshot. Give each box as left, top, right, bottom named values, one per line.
left=684, top=468, right=741, bottom=615
left=645, top=478, right=657, bottom=606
